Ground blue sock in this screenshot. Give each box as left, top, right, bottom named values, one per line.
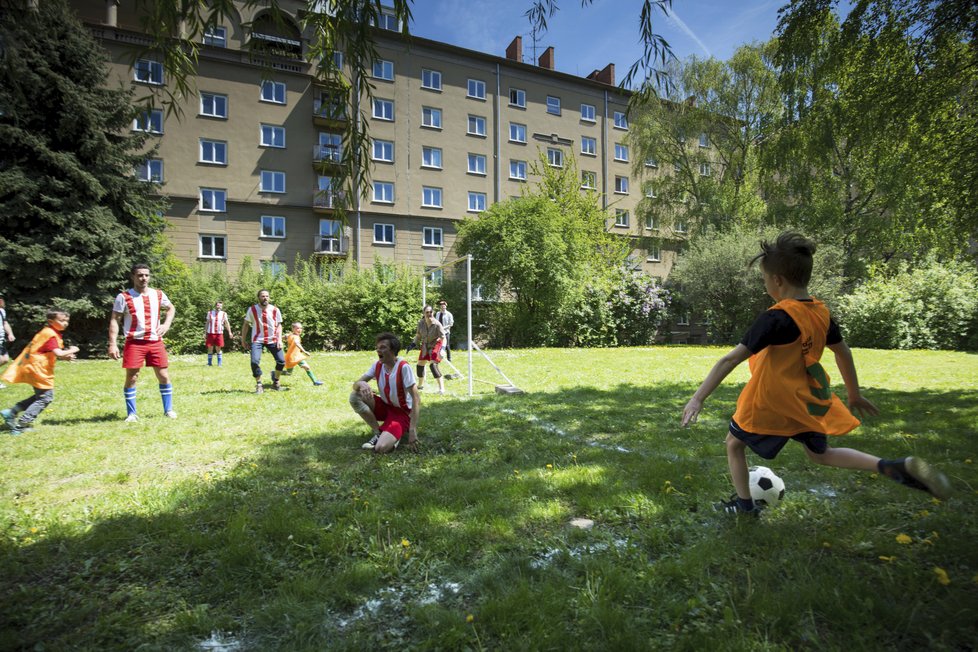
left=159, top=383, right=173, bottom=413
left=124, top=388, right=137, bottom=416
left=217, top=353, right=222, bottom=367
left=207, top=354, right=213, bottom=366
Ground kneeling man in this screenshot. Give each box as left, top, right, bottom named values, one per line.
left=350, top=332, right=420, bottom=453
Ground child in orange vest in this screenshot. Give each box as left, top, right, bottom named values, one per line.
left=681, top=232, right=950, bottom=515
left=285, top=323, right=323, bottom=386
left=1, top=310, right=79, bottom=436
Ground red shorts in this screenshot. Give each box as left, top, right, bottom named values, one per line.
left=372, top=397, right=411, bottom=441
left=205, top=333, right=225, bottom=348
left=418, top=341, right=443, bottom=363
left=122, top=339, right=169, bottom=369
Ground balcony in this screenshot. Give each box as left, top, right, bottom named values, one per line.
left=313, top=234, right=348, bottom=256
left=313, top=188, right=344, bottom=212
left=313, top=144, right=342, bottom=168
left=313, top=98, right=347, bottom=126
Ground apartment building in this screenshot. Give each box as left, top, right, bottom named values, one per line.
left=68, top=0, right=697, bottom=285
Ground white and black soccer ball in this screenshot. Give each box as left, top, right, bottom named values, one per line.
left=749, top=466, right=786, bottom=507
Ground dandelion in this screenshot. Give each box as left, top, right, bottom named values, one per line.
left=684, top=474, right=692, bottom=481
left=401, top=538, right=410, bottom=548
left=896, top=534, right=912, bottom=545
left=204, top=472, right=211, bottom=481
left=965, top=459, right=973, bottom=464
left=513, top=470, right=520, bottom=476
left=879, top=555, right=896, bottom=562
left=931, top=497, right=942, bottom=505
left=250, top=463, right=258, bottom=469
left=29, top=527, right=38, bottom=534
left=972, top=574, right=978, bottom=585
left=916, top=510, right=930, bottom=518
left=933, top=567, right=950, bottom=586
left=546, top=464, right=553, bottom=470
left=822, top=541, right=832, bottom=549
left=466, top=614, right=474, bottom=623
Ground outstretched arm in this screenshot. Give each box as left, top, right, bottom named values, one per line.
left=681, top=344, right=752, bottom=426
left=827, top=341, right=879, bottom=417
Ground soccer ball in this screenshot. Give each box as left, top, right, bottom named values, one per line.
left=749, top=466, right=786, bottom=507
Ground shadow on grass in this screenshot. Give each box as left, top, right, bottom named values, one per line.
left=42, top=412, right=118, bottom=426
left=1, top=383, right=976, bottom=649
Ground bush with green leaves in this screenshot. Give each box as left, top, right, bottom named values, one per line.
left=560, top=268, right=671, bottom=347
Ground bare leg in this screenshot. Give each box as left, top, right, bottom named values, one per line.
left=804, top=446, right=879, bottom=471
left=349, top=391, right=381, bottom=432
left=374, top=431, right=399, bottom=453
left=726, top=432, right=751, bottom=499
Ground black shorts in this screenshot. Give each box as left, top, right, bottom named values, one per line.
left=729, top=419, right=828, bottom=460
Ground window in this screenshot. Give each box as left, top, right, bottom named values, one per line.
left=199, top=139, right=227, bottom=165
left=421, top=68, right=442, bottom=91
left=376, top=8, right=399, bottom=31
left=261, top=215, right=286, bottom=238
left=199, top=188, right=226, bottom=212
left=645, top=157, right=658, bottom=168
left=372, top=98, right=394, bottom=121
left=678, top=313, right=690, bottom=326
left=467, top=79, right=486, bottom=99
left=262, top=261, right=286, bottom=277
left=546, top=95, right=561, bottom=115
left=645, top=215, right=658, bottom=230
left=203, top=26, right=227, bottom=47
left=674, top=161, right=682, bottom=174
left=547, top=148, right=564, bottom=168
left=581, top=171, right=597, bottom=189
left=372, top=59, right=394, bottom=80
left=199, top=235, right=226, bottom=259
left=645, top=183, right=657, bottom=198
left=699, top=162, right=711, bottom=176
left=581, top=136, right=596, bottom=156
left=421, top=106, right=442, bottom=129
left=614, top=143, right=629, bottom=162
left=613, top=111, right=628, bottom=130
left=580, top=103, right=596, bottom=122
left=372, top=139, right=394, bottom=162
left=468, top=192, right=487, bottom=212
left=318, top=219, right=342, bottom=253
left=422, top=186, right=443, bottom=208
left=260, top=170, right=286, bottom=193
left=615, top=210, right=630, bottom=227
left=509, top=122, right=526, bottom=143
left=374, top=223, right=395, bottom=244
left=260, top=80, right=286, bottom=104
left=260, top=125, right=285, bottom=148
left=467, top=115, right=487, bottom=136
left=647, top=245, right=661, bottom=262
left=317, top=132, right=341, bottom=163
left=615, top=176, right=629, bottom=194
left=509, top=88, right=525, bottom=108
left=373, top=181, right=394, bottom=203
left=676, top=220, right=689, bottom=233
left=136, top=159, right=163, bottom=183
left=423, top=227, right=443, bottom=247
left=468, top=153, right=487, bottom=175
left=134, top=59, right=163, bottom=85
left=134, top=109, right=163, bottom=134
left=699, top=132, right=710, bottom=148
left=429, top=268, right=444, bottom=286
left=509, top=159, right=527, bottom=180
left=200, top=92, right=227, bottom=118
left=332, top=51, right=344, bottom=69
left=421, top=146, right=442, bottom=169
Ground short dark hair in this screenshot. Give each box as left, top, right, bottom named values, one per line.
left=750, top=232, right=816, bottom=287
left=131, top=263, right=150, bottom=275
left=257, top=289, right=269, bottom=299
left=46, top=309, right=70, bottom=320
left=376, top=332, right=401, bottom=355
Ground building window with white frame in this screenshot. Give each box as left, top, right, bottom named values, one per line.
left=372, top=139, right=394, bottom=162
left=467, top=79, right=486, bottom=99
left=372, top=59, right=394, bottom=80
left=509, top=122, right=526, bottom=143
left=318, top=219, right=342, bottom=253
left=580, top=103, right=596, bottom=122
left=546, top=95, right=561, bottom=115
left=468, top=153, right=487, bottom=175
left=615, top=175, right=629, bottom=194
left=429, top=268, right=444, bottom=286
left=468, top=192, right=487, bottom=212
left=421, top=106, right=442, bottom=129
left=699, top=132, right=710, bottom=147
left=134, top=109, right=163, bottom=134
left=645, top=215, right=658, bottom=230
left=581, top=136, right=596, bottom=156
left=260, top=125, right=285, bottom=148
left=699, top=161, right=711, bottom=176
left=421, top=68, right=442, bottom=90
left=509, top=159, right=527, bottom=180
left=332, top=50, right=343, bottom=69
left=373, top=181, right=394, bottom=203
left=676, top=220, right=688, bottom=233
left=547, top=148, right=564, bottom=168
left=203, top=26, right=227, bottom=47
left=199, top=188, right=226, bottom=212
left=467, top=114, right=486, bottom=136
left=678, top=313, right=690, bottom=326
left=134, top=59, right=163, bottom=85
left=645, top=183, right=657, bottom=198
left=262, top=261, right=286, bottom=277
left=261, top=215, right=286, bottom=238
left=614, top=143, right=629, bottom=162
left=260, top=170, right=286, bottom=193
left=375, top=7, right=399, bottom=31
left=421, top=146, right=442, bottom=169
left=136, top=159, right=163, bottom=183
left=581, top=171, right=597, bottom=189
left=199, top=139, right=227, bottom=165
left=645, top=156, right=658, bottom=168
left=200, top=92, right=227, bottom=118
left=422, top=186, right=443, bottom=208
left=647, top=245, right=661, bottom=262
left=373, top=223, right=395, bottom=244
left=423, top=227, right=444, bottom=248
left=373, top=98, right=394, bottom=121
left=260, top=80, right=286, bottom=104
left=614, top=209, right=629, bottom=227
left=613, top=110, right=628, bottom=129
left=199, top=235, right=226, bottom=259
left=509, top=88, right=525, bottom=108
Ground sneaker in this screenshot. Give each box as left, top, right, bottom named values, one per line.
left=0, top=382, right=6, bottom=389
left=313, top=380, right=324, bottom=386
left=8, top=425, right=25, bottom=436
left=164, top=410, right=177, bottom=419
left=1, top=408, right=18, bottom=429
left=713, top=495, right=762, bottom=517
left=255, top=383, right=264, bottom=395
left=124, top=414, right=139, bottom=423
left=270, top=382, right=281, bottom=391
left=361, top=433, right=379, bottom=450
left=889, top=457, right=952, bottom=499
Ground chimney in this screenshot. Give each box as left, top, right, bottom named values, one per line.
left=538, top=46, right=554, bottom=70
left=505, top=36, right=522, bottom=62
left=587, top=63, right=614, bottom=85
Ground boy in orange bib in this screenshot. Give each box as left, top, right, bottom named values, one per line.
left=284, top=323, right=323, bottom=386
left=682, top=232, right=950, bottom=515
left=1, top=310, right=79, bottom=435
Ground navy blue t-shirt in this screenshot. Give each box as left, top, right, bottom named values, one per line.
left=740, top=300, right=842, bottom=354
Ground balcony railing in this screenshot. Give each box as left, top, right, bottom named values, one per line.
left=313, top=188, right=344, bottom=210
left=313, top=98, right=347, bottom=122
left=314, top=235, right=346, bottom=255
left=313, top=145, right=342, bottom=164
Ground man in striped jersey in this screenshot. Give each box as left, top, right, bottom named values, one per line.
left=205, top=301, right=234, bottom=366
left=349, top=332, right=420, bottom=453
left=108, top=264, right=176, bottom=422
left=240, top=289, right=285, bottom=394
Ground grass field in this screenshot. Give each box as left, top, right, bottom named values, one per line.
left=1, top=346, right=976, bottom=650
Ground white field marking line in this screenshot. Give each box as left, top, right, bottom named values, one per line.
left=198, top=631, right=244, bottom=651
left=336, top=581, right=463, bottom=630
left=499, top=407, right=634, bottom=455
left=530, top=537, right=633, bottom=570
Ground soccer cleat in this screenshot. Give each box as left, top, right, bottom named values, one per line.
left=8, top=425, right=25, bottom=436
left=0, top=382, right=6, bottom=389
left=1, top=408, right=17, bottom=429
left=313, top=380, right=324, bottom=386
left=361, top=433, right=379, bottom=450
left=255, top=383, right=264, bottom=394
left=896, top=457, right=952, bottom=499
left=714, top=495, right=762, bottom=517
left=164, top=410, right=177, bottom=419
left=124, top=414, right=139, bottom=423
left=270, top=382, right=281, bottom=391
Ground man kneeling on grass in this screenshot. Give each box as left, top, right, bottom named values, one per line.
left=350, top=332, right=420, bottom=453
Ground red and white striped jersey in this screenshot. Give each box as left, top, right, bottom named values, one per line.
left=205, top=310, right=228, bottom=335
left=365, top=358, right=416, bottom=411
left=245, top=304, right=282, bottom=344
left=113, top=289, right=172, bottom=342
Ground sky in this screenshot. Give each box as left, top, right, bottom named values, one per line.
left=405, top=0, right=788, bottom=85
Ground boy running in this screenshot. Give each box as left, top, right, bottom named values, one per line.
left=205, top=301, right=235, bottom=366
left=241, top=289, right=284, bottom=394
left=681, top=232, right=950, bottom=515
left=284, top=322, right=323, bottom=386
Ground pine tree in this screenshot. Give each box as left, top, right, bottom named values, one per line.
left=0, top=0, right=167, bottom=341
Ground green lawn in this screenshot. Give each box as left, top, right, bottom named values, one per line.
left=1, top=347, right=976, bottom=650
